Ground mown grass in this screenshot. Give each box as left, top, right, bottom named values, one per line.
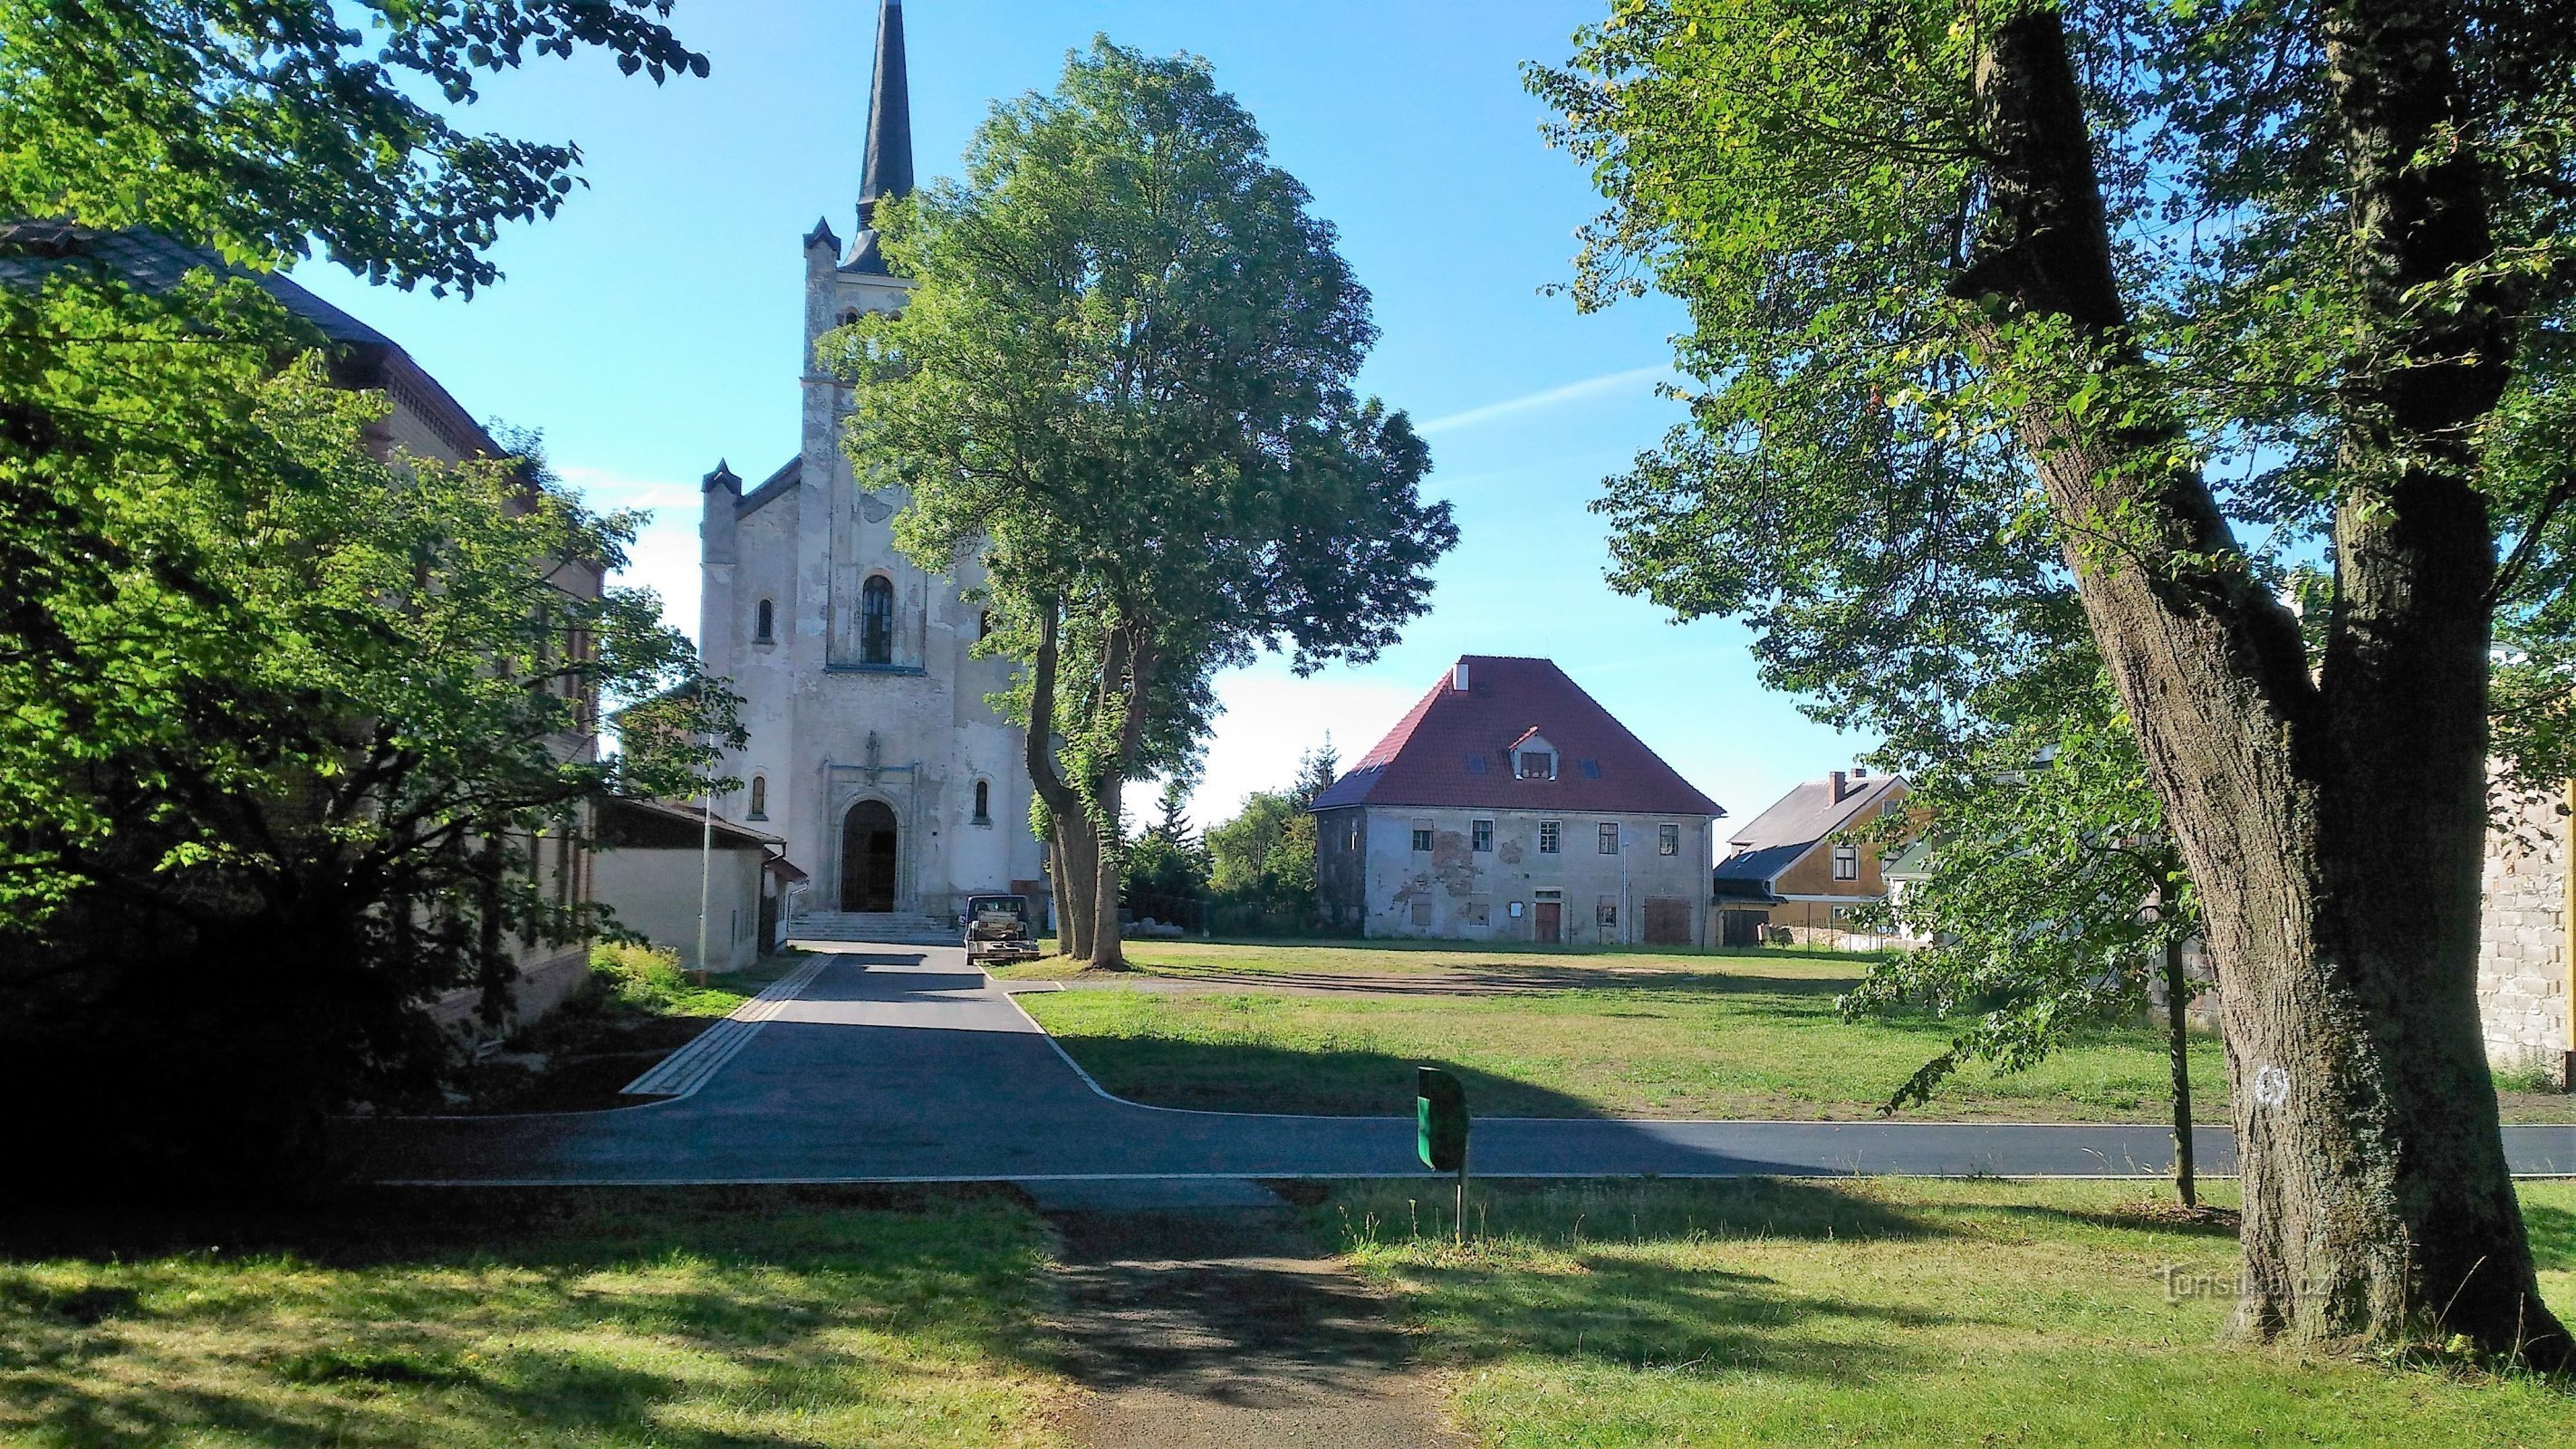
left=1018, top=976, right=2237, bottom=1122
left=1012, top=941, right=2575, bottom=1123
left=0, top=1187, right=1069, bottom=1447
left=1320, top=1176, right=2576, bottom=1447
left=991, top=936, right=1878, bottom=979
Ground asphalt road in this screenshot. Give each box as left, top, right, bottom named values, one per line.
left=359, top=944, right=2576, bottom=1185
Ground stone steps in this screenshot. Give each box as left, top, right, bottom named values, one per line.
left=792, top=909, right=956, bottom=945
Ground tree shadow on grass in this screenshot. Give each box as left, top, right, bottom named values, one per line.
left=0, top=1186, right=1058, bottom=1449
left=1041, top=1032, right=1625, bottom=1118
left=1324, top=1177, right=1972, bottom=1384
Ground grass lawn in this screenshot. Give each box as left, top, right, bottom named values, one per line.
left=1017, top=974, right=2237, bottom=1123
left=0, top=1186, right=1068, bottom=1447
left=1318, top=1176, right=2576, bottom=1447
left=992, top=936, right=1876, bottom=980
left=1011, top=939, right=2576, bottom=1123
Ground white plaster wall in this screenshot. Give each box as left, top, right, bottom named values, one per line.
left=1358, top=808, right=1713, bottom=945
left=697, top=228, right=1046, bottom=922
left=591, top=845, right=764, bottom=973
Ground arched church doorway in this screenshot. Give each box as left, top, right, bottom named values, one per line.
left=841, top=800, right=899, bottom=911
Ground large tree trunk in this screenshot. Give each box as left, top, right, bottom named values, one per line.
left=1081, top=621, right=1160, bottom=972
left=1959, top=11, right=2559, bottom=1360
left=1025, top=603, right=1095, bottom=963
left=2164, top=936, right=2197, bottom=1210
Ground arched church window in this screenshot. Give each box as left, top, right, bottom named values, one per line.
left=973, top=780, right=991, bottom=822
left=749, top=776, right=768, bottom=820
left=860, top=574, right=895, bottom=665
left=978, top=610, right=992, bottom=640
left=755, top=598, right=774, bottom=643
left=839, top=307, right=861, bottom=327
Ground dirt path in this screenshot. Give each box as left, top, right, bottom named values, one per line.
left=1047, top=1208, right=1467, bottom=1449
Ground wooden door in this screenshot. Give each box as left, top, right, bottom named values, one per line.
left=840, top=800, right=899, bottom=911
left=1533, top=900, right=1562, bottom=944
left=1644, top=897, right=1690, bottom=945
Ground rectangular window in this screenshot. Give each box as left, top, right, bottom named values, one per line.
left=1539, top=820, right=1560, bottom=854
left=1411, top=828, right=1434, bottom=852
left=1658, top=823, right=1680, bottom=856
left=1832, top=844, right=1860, bottom=880
left=1598, top=896, right=1619, bottom=926
left=1471, top=819, right=1494, bottom=853
left=1599, top=822, right=1620, bottom=854
left=1466, top=895, right=1492, bottom=926
left=1518, top=751, right=1554, bottom=780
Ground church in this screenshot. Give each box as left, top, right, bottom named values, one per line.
left=697, top=0, right=1046, bottom=930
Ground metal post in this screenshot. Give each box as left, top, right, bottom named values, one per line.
left=695, top=734, right=716, bottom=985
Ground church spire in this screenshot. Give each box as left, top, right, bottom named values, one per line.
left=849, top=0, right=913, bottom=272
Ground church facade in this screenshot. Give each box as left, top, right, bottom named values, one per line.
left=698, top=0, right=1046, bottom=923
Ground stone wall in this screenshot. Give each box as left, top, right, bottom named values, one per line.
left=2480, top=783, right=2571, bottom=1085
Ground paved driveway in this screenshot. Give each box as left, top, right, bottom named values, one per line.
left=360, top=945, right=2576, bottom=1185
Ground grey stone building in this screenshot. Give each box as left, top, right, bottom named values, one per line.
left=1311, top=657, right=1725, bottom=945
left=698, top=0, right=1046, bottom=929
left=2481, top=782, right=2575, bottom=1085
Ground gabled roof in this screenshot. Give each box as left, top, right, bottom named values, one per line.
left=1309, top=656, right=1723, bottom=817
left=1712, top=772, right=1909, bottom=894
left=737, top=456, right=802, bottom=517
left=596, top=796, right=785, bottom=852
left=0, top=221, right=499, bottom=462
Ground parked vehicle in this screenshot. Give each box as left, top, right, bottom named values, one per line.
left=962, top=894, right=1040, bottom=965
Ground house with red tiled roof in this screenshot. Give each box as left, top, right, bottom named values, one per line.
left=1310, top=657, right=1725, bottom=945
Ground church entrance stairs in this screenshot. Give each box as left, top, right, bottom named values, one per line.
left=793, top=909, right=956, bottom=945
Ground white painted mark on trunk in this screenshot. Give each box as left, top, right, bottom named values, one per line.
left=2253, top=1065, right=2291, bottom=1108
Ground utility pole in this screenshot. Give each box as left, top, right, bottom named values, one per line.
left=695, top=729, right=716, bottom=985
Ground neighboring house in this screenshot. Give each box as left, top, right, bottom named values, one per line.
left=590, top=799, right=796, bottom=974
left=1711, top=771, right=1911, bottom=947
left=1311, top=657, right=1725, bottom=945
left=0, top=219, right=600, bottom=1036
left=697, top=0, right=1047, bottom=930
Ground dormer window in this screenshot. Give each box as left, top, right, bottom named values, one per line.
left=1513, top=731, right=1559, bottom=781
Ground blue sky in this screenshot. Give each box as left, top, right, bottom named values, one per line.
left=296, top=0, right=1870, bottom=830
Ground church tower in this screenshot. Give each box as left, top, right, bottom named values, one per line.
left=700, top=0, right=1045, bottom=931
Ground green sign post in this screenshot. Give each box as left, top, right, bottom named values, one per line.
left=1417, top=1065, right=1469, bottom=1243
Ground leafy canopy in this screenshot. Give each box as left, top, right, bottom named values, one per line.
left=1528, top=0, right=2576, bottom=781
left=0, top=0, right=706, bottom=293
left=833, top=37, right=1453, bottom=846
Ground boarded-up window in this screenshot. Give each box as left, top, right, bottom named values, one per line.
left=1466, top=895, right=1491, bottom=926
left=1645, top=897, right=1691, bottom=945
left=1410, top=895, right=1434, bottom=928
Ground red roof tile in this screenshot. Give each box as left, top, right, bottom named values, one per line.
left=1309, top=657, right=1723, bottom=817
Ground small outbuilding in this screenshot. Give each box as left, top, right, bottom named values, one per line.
left=590, top=798, right=797, bottom=973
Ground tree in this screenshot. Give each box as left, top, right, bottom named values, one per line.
left=1533, top=0, right=2576, bottom=1358
left=838, top=39, right=1455, bottom=970
left=1292, top=737, right=1341, bottom=811
left=1205, top=789, right=1320, bottom=936
left=0, top=0, right=705, bottom=295
left=1848, top=677, right=2206, bottom=1206
left=1, top=336, right=728, bottom=1186
left=0, top=1, right=714, bottom=1187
